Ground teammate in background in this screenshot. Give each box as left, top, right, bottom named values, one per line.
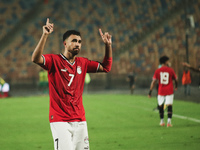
left=126, top=71, right=136, bottom=94
left=39, top=69, right=48, bottom=93
left=182, top=62, right=200, bottom=72
left=148, top=56, right=178, bottom=127
left=182, top=67, right=191, bottom=96
left=32, top=18, right=112, bottom=150
left=0, top=77, right=10, bottom=98
left=84, top=73, right=91, bottom=94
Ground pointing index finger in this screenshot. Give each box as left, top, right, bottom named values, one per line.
left=46, top=18, right=49, bottom=25
left=99, top=28, right=103, bottom=37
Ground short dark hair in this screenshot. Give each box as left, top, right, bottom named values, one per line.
left=159, top=56, right=169, bottom=64
left=63, top=30, right=81, bottom=42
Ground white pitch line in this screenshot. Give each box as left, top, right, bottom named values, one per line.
left=173, top=114, right=200, bottom=123
left=114, top=100, right=200, bottom=123
left=152, top=111, right=200, bottom=123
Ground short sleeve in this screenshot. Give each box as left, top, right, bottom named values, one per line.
left=153, top=70, right=158, bottom=80
left=87, top=60, right=100, bottom=73
left=41, top=54, right=54, bottom=71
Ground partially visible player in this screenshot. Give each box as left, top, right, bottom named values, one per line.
left=148, top=56, right=178, bottom=127
left=126, top=71, right=136, bottom=94
left=182, top=67, right=191, bottom=96
left=32, top=18, right=112, bottom=150
left=0, top=77, right=10, bottom=98
left=182, top=62, right=200, bottom=72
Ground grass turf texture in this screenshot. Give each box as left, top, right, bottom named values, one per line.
left=0, top=94, right=200, bottom=150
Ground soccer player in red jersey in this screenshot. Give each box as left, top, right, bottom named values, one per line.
left=32, top=18, right=112, bottom=150
left=148, top=56, right=178, bottom=127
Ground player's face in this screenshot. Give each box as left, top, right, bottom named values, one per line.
left=65, top=34, right=82, bottom=55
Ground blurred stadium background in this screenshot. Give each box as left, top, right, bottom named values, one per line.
left=0, top=0, right=200, bottom=101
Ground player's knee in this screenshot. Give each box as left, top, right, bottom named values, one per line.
left=159, top=104, right=164, bottom=113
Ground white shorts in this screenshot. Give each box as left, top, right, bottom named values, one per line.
left=157, top=94, right=174, bottom=106
left=50, top=121, right=89, bottom=150
left=0, top=83, right=10, bottom=92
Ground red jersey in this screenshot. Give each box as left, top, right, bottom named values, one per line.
left=153, top=66, right=177, bottom=96
left=42, top=53, right=99, bottom=123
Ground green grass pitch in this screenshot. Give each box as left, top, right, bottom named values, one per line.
left=0, top=94, right=200, bottom=150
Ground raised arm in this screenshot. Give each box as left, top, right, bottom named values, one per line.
left=97, top=28, right=112, bottom=72
left=32, top=18, right=54, bottom=65
left=182, top=62, right=200, bottom=72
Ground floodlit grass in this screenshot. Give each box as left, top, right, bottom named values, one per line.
left=0, top=94, right=200, bottom=150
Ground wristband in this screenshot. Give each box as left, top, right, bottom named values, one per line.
left=102, top=56, right=112, bottom=73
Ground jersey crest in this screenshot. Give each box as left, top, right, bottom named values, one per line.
left=77, top=66, right=82, bottom=74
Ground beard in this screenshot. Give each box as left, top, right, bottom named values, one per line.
left=68, top=48, right=80, bottom=56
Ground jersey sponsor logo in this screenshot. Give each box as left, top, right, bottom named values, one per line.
left=77, top=66, right=82, bottom=74
left=61, top=68, right=68, bottom=72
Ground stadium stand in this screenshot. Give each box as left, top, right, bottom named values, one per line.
left=0, top=0, right=200, bottom=89
left=0, top=0, right=38, bottom=40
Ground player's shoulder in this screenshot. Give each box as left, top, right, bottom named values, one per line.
left=159, top=66, right=173, bottom=71
left=162, top=67, right=176, bottom=75
left=155, top=67, right=162, bottom=73
left=166, top=66, right=175, bottom=72
left=76, top=57, right=89, bottom=62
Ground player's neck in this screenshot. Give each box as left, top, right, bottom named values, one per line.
left=63, top=52, right=76, bottom=63
left=162, top=64, right=167, bottom=67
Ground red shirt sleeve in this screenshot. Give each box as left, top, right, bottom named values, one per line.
left=41, top=54, right=54, bottom=71
left=153, top=70, right=158, bottom=80
left=87, top=60, right=100, bottom=73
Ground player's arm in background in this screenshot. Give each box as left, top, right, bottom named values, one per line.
left=182, top=62, right=200, bottom=72
left=97, top=29, right=112, bottom=73
left=174, top=78, right=178, bottom=91
left=173, top=69, right=178, bottom=91
left=148, top=79, right=157, bottom=98
left=32, top=18, right=54, bottom=65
